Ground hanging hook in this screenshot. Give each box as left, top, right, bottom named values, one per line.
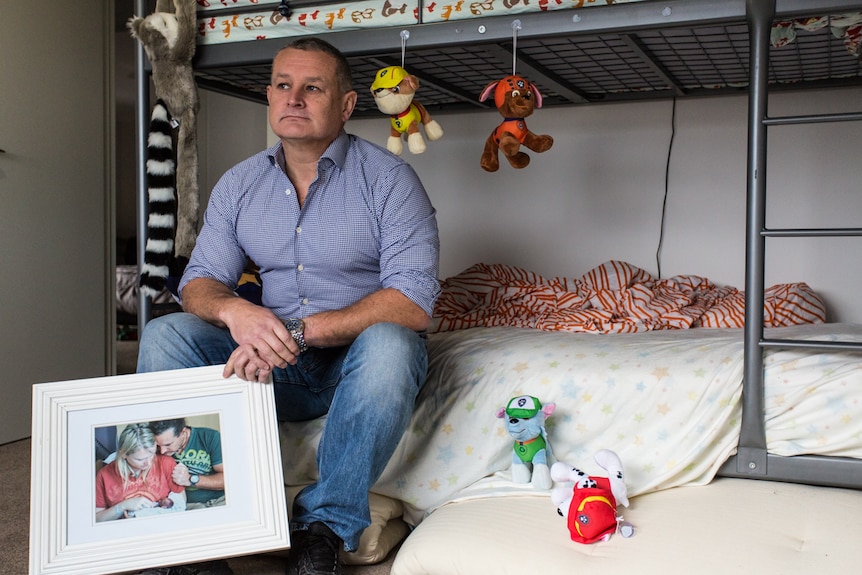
left=278, top=0, right=291, bottom=18
left=400, top=29, right=410, bottom=68
left=511, top=19, right=522, bottom=76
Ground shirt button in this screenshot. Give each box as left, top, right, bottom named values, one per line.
left=285, top=188, right=292, bottom=196
left=297, top=264, right=304, bottom=271
left=302, top=298, right=309, bottom=305
left=296, top=226, right=302, bottom=234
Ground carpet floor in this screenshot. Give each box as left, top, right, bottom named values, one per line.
left=5, top=435, right=395, bottom=575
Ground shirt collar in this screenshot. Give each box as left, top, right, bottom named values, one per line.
left=267, top=131, right=350, bottom=172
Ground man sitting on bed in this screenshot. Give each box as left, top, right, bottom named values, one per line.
left=135, top=36, right=441, bottom=575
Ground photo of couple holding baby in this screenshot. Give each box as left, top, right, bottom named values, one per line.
left=94, top=416, right=225, bottom=522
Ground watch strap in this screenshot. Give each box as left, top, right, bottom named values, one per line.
left=286, top=318, right=308, bottom=353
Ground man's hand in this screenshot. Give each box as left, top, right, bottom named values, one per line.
left=171, top=462, right=227, bottom=491
left=223, top=304, right=303, bottom=382
left=181, top=278, right=303, bottom=382
left=172, top=462, right=192, bottom=486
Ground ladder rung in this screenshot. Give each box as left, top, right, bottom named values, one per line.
left=762, top=228, right=862, bottom=237
left=761, top=338, right=862, bottom=352
left=764, top=111, right=862, bottom=126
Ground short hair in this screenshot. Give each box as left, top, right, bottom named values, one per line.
left=273, top=36, right=353, bottom=93
left=149, top=418, right=186, bottom=437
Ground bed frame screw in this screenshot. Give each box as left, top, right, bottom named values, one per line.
left=662, top=7, right=672, bottom=17
left=748, top=461, right=757, bottom=470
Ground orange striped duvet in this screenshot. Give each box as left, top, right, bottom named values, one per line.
left=432, top=261, right=825, bottom=334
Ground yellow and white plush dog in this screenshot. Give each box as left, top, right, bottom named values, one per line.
left=371, top=65, right=444, bottom=155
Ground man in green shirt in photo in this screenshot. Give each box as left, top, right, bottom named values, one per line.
left=150, top=418, right=226, bottom=508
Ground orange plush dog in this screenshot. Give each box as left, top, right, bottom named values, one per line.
left=479, top=75, right=553, bottom=172
left=371, top=66, right=443, bottom=155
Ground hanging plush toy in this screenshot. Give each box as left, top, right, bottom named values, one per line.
left=371, top=65, right=444, bottom=155
left=479, top=75, right=553, bottom=172
left=496, top=395, right=555, bottom=489
left=550, top=450, right=634, bottom=544
left=129, top=0, right=199, bottom=297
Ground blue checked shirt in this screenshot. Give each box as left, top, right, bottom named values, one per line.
left=180, top=132, right=441, bottom=319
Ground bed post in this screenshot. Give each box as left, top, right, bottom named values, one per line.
left=736, top=0, right=775, bottom=478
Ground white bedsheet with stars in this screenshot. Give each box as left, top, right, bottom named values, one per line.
left=280, top=323, right=862, bottom=525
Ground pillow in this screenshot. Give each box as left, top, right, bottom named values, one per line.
left=343, top=492, right=410, bottom=565
left=278, top=485, right=409, bottom=565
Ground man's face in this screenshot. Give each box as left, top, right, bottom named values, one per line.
left=154, top=428, right=185, bottom=456
left=266, top=48, right=357, bottom=147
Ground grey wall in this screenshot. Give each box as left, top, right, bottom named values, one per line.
left=0, top=0, right=111, bottom=443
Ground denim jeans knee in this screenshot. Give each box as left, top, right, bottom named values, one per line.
left=136, top=313, right=237, bottom=373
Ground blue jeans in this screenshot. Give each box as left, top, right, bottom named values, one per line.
left=137, top=313, right=428, bottom=550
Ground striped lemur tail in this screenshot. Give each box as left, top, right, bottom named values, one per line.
left=139, top=99, right=176, bottom=299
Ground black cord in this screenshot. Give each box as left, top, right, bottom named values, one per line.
left=655, top=97, right=677, bottom=279
left=278, top=1, right=291, bottom=18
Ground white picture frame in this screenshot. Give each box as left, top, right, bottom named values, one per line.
left=29, top=365, right=290, bottom=575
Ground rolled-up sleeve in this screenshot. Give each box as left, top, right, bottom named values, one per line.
left=374, top=162, right=441, bottom=317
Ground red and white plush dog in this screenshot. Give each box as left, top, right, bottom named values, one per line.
left=550, top=449, right=634, bottom=544
left=479, top=75, right=553, bottom=171
left=371, top=65, right=443, bottom=155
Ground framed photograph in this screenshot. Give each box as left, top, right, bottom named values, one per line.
left=29, top=365, right=290, bottom=575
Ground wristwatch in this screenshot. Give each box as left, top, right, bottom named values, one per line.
left=285, top=318, right=308, bottom=353
left=189, top=474, right=200, bottom=486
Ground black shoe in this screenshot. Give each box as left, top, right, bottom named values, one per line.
left=285, top=522, right=343, bottom=575
left=137, top=559, right=233, bottom=575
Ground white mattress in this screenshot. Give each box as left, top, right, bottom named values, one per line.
left=280, top=323, right=862, bottom=526
left=391, top=478, right=862, bottom=575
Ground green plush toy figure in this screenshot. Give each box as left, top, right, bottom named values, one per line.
left=496, top=395, right=556, bottom=489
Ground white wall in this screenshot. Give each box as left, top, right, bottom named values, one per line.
left=216, top=86, right=862, bottom=323
left=198, top=90, right=271, bottom=203
left=346, top=87, right=862, bottom=322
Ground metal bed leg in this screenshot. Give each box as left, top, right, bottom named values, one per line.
left=736, top=0, right=776, bottom=478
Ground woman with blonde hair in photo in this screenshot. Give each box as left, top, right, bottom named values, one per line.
left=95, top=423, right=186, bottom=522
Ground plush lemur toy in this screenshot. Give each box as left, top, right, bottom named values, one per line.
left=551, top=449, right=634, bottom=544
left=479, top=75, right=553, bottom=172
left=129, top=0, right=199, bottom=298
left=371, top=65, right=444, bottom=155
left=496, top=395, right=555, bottom=489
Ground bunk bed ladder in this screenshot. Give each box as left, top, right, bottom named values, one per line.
left=719, top=0, right=862, bottom=489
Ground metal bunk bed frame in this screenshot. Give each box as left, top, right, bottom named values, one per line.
left=134, top=0, right=862, bottom=489
left=719, top=0, right=862, bottom=489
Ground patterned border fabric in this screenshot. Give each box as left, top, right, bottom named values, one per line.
left=195, top=0, right=648, bottom=45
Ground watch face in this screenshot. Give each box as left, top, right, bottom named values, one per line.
left=190, top=475, right=199, bottom=485
left=285, top=319, right=301, bottom=333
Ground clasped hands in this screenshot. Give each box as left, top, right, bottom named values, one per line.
left=223, top=305, right=303, bottom=382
